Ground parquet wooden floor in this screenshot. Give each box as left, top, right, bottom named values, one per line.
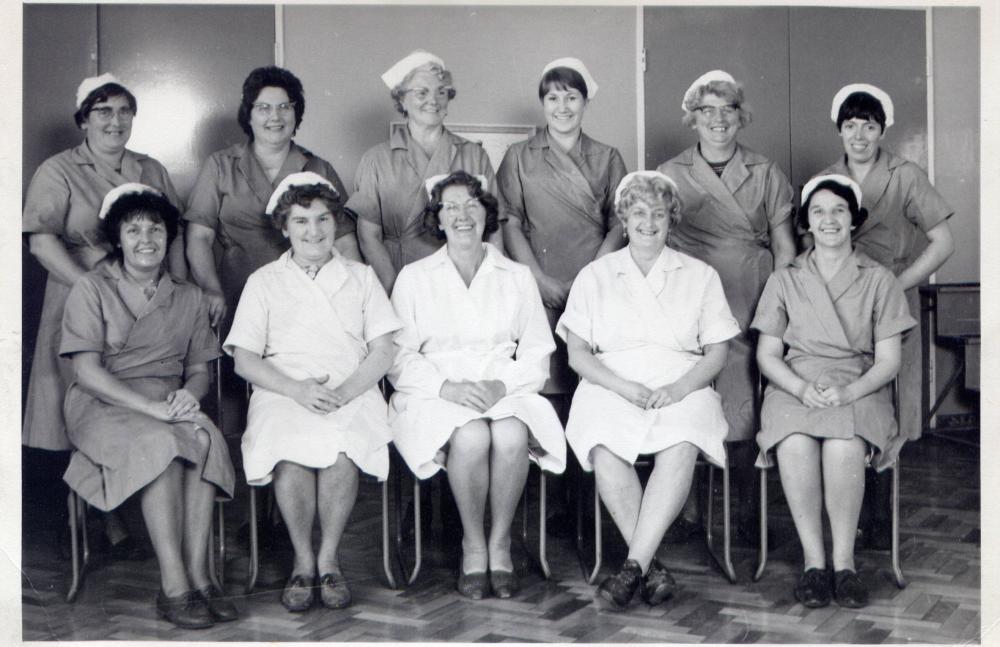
left=21, top=435, right=980, bottom=642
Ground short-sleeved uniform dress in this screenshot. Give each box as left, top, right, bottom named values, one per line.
left=388, top=244, right=566, bottom=480
left=497, top=129, right=628, bottom=394
left=556, top=247, right=740, bottom=470
left=751, top=250, right=917, bottom=470
left=224, top=251, right=402, bottom=484
left=23, top=142, right=182, bottom=451
left=60, top=262, right=235, bottom=511
left=658, top=144, right=793, bottom=441
left=184, top=141, right=356, bottom=331
left=346, top=126, right=496, bottom=272
left=820, top=150, right=953, bottom=441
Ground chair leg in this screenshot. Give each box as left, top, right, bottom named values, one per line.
left=589, top=487, right=602, bottom=584
left=67, top=492, right=82, bottom=603
left=217, top=500, right=226, bottom=587
left=538, top=471, right=550, bottom=579
left=520, top=480, right=529, bottom=546
left=381, top=480, right=397, bottom=589
left=406, top=478, right=422, bottom=585
left=207, top=500, right=224, bottom=591
left=754, top=468, right=769, bottom=582
left=704, top=463, right=737, bottom=583
left=392, top=456, right=407, bottom=580
left=246, top=487, right=259, bottom=594
left=890, top=461, right=907, bottom=589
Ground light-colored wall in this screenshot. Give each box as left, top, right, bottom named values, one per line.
left=283, top=5, right=638, bottom=187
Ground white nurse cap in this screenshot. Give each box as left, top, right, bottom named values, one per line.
left=381, top=50, right=446, bottom=89
left=265, top=171, right=339, bottom=216
left=614, top=171, right=680, bottom=208
left=801, top=174, right=863, bottom=207
left=76, top=72, right=123, bottom=109
left=682, top=70, right=736, bottom=112
left=98, top=183, right=162, bottom=220
left=541, top=57, right=599, bottom=98
left=830, top=83, right=894, bottom=129
left=424, top=173, right=489, bottom=199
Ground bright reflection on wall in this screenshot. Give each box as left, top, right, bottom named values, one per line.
left=126, top=83, right=201, bottom=183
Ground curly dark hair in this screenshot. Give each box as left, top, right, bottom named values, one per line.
left=422, top=171, right=499, bottom=241
left=101, top=191, right=180, bottom=261
left=74, top=83, right=137, bottom=128
left=270, top=183, right=342, bottom=231
left=835, top=91, right=886, bottom=132
left=237, top=66, right=306, bottom=139
left=797, top=179, right=869, bottom=232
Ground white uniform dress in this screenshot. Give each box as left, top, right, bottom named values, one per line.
left=556, top=247, right=740, bottom=470
left=224, top=251, right=402, bottom=484
left=388, top=244, right=567, bottom=480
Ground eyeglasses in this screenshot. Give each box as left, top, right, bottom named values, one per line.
left=404, top=87, right=451, bottom=102
left=695, top=104, right=739, bottom=118
left=88, top=106, right=135, bottom=121
left=440, top=198, right=484, bottom=217
left=252, top=101, right=296, bottom=117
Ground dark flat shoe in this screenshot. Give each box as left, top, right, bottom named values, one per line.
left=794, top=568, right=832, bottom=608
left=281, top=574, right=315, bottom=612
left=319, top=572, right=352, bottom=610
left=489, top=569, right=519, bottom=599
left=597, top=559, right=642, bottom=611
left=457, top=570, right=489, bottom=600
left=155, top=590, right=214, bottom=629
left=834, top=569, right=869, bottom=608
left=196, top=584, right=238, bottom=622
left=640, top=558, right=676, bottom=606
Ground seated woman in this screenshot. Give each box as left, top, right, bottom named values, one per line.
left=752, top=174, right=915, bottom=609
left=557, top=171, right=739, bottom=611
left=60, top=184, right=236, bottom=629
left=388, top=171, right=566, bottom=600
left=225, top=172, right=401, bottom=613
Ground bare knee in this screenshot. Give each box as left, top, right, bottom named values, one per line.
left=590, top=444, right=624, bottom=473
left=449, top=419, right=491, bottom=461
left=489, top=418, right=528, bottom=460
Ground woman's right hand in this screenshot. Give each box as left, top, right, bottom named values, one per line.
left=292, top=374, right=342, bottom=415
left=145, top=399, right=203, bottom=423
left=440, top=380, right=494, bottom=413
left=615, top=380, right=653, bottom=408
left=799, top=381, right=830, bottom=408
left=535, top=273, right=570, bottom=310
left=204, top=289, right=227, bottom=328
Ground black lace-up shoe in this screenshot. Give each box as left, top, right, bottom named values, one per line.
left=597, top=559, right=643, bottom=611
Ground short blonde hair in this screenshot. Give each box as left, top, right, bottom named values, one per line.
left=615, top=175, right=683, bottom=228
left=681, top=79, right=752, bottom=129
left=389, top=62, right=456, bottom=116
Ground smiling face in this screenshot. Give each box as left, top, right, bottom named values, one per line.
left=691, top=92, right=741, bottom=148
left=622, top=197, right=671, bottom=251
left=81, top=94, right=133, bottom=156
left=839, top=117, right=883, bottom=165
left=283, top=198, right=337, bottom=265
left=438, top=184, right=486, bottom=244
left=249, top=86, right=296, bottom=147
left=119, top=214, right=168, bottom=274
left=806, top=189, right=854, bottom=250
left=401, top=69, right=450, bottom=128
left=542, top=86, right=587, bottom=137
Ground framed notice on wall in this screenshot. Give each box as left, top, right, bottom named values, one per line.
left=390, top=122, right=536, bottom=172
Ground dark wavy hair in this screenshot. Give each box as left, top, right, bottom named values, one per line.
left=537, top=66, right=588, bottom=101
left=423, top=171, right=499, bottom=241
left=270, top=183, right=342, bottom=231
left=835, top=91, right=886, bottom=132
left=797, top=179, right=869, bottom=232
left=74, top=83, right=137, bottom=128
left=237, top=66, right=306, bottom=139
left=101, top=191, right=180, bottom=261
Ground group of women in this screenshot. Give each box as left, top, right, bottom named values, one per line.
left=23, top=48, right=953, bottom=628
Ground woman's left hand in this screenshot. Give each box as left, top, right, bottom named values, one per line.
left=166, top=388, right=201, bottom=419
left=817, top=384, right=855, bottom=407
left=645, top=382, right=687, bottom=409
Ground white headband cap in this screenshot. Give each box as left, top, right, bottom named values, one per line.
left=381, top=50, right=446, bottom=89
left=541, top=57, right=598, bottom=98
left=682, top=70, right=736, bottom=112
left=830, top=83, right=894, bottom=129
left=614, top=171, right=680, bottom=208
left=76, top=72, right=122, bottom=109
left=801, top=174, right=863, bottom=207
left=98, top=183, right=162, bottom=221
left=424, top=173, right=489, bottom=199
left=265, top=171, right=339, bottom=216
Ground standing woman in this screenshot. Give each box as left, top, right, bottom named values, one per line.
left=23, top=73, right=184, bottom=554
left=820, top=84, right=954, bottom=548
left=657, top=70, right=795, bottom=540
left=185, top=66, right=360, bottom=332
left=498, top=57, right=628, bottom=399
left=349, top=50, right=500, bottom=294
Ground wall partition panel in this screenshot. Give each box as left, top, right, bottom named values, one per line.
left=283, top=4, right=638, bottom=185
left=98, top=4, right=274, bottom=198
left=642, top=6, right=791, bottom=175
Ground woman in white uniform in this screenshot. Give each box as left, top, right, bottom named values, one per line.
left=558, top=171, right=739, bottom=611
left=389, top=171, right=565, bottom=600
left=225, top=172, right=401, bottom=612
